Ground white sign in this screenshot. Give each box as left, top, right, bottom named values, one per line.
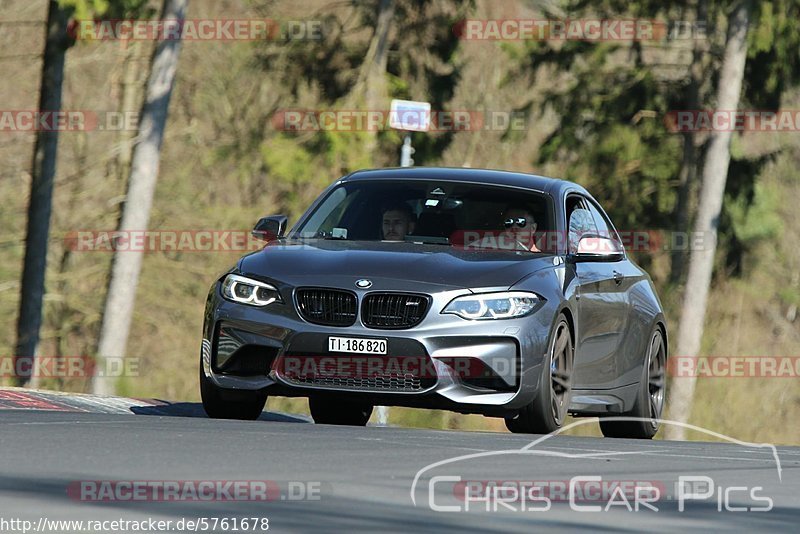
left=389, top=99, right=431, bottom=132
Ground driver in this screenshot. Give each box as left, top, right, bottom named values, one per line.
left=382, top=203, right=416, bottom=241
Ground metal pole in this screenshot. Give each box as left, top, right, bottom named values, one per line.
left=376, top=405, right=388, bottom=426
left=400, top=133, right=413, bottom=167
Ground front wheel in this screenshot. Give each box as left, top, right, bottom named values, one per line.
left=506, top=315, right=573, bottom=434
left=309, top=396, right=373, bottom=426
left=200, top=365, right=268, bottom=420
left=599, top=326, right=666, bottom=439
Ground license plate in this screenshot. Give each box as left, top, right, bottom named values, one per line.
left=328, top=336, right=387, bottom=354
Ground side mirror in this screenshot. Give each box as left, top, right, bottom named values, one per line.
left=569, top=234, right=624, bottom=262
left=252, top=215, right=288, bottom=241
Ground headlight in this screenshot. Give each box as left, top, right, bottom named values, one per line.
left=221, top=274, right=282, bottom=306
left=442, top=291, right=540, bottom=320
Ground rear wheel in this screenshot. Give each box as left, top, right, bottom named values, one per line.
left=200, top=365, right=268, bottom=420
left=309, top=396, right=373, bottom=426
left=599, top=326, right=666, bottom=439
left=505, top=316, right=573, bottom=434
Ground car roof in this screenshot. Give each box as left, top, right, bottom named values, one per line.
left=341, top=167, right=588, bottom=197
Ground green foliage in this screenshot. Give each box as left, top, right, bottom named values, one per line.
left=727, top=181, right=782, bottom=245
left=522, top=15, right=683, bottom=231
left=260, top=136, right=316, bottom=219
left=60, top=0, right=155, bottom=21
left=60, top=0, right=109, bottom=20
left=778, top=287, right=800, bottom=307
left=750, top=1, right=775, bottom=53
left=520, top=0, right=800, bottom=273
left=744, top=0, right=800, bottom=109
left=260, top=129, right=375, bottom=219
left=252, top=0, right=471, bottom=168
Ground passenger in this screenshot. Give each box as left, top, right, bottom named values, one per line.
left=382, top=204, right=416, bottom=241
left=502, top=206, right=541, bottom=252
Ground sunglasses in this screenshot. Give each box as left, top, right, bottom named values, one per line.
left=504, top=217, right=536, bottom=229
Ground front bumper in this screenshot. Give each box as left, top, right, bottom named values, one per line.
left=201, top=281, right=554, bottom=416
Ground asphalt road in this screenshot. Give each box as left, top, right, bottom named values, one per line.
left=0, top=388, right=797, bottom=533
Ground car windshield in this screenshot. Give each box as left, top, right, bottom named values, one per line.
left=292, top=179, right=554, bottom=253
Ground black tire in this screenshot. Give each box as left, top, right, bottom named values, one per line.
left=505, top=315, right=573, bottom=434
left=599, top=326, right=666, bottom=439
left=309, top=396, right=373, bottom=426
left=504, top=414, right=526, bottom=433
left=200, top=365, right=268, bottom=420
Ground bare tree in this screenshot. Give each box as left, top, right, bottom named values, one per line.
left=14, top=1, right=73, bottom=387
left=93, top=0, right=188, bottom=395
left=665, top=1, right=751, bottom=440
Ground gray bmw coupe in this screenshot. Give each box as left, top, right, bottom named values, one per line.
left=200, top=167, right=667, bottom=438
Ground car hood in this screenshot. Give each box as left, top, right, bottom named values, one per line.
left=237, top=239, right=556, bottom=292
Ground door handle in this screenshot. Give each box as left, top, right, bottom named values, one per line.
left=613, top=270, right=624, bottom=284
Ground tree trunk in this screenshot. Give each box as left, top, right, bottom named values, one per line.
left=353, top=0, right=394, bottom=158
left=92, top=0, right=188, bottom=395
left=115, top=41, right=145, bottom=184
left=665, top=1, right=750, bottom=440
left=14, top=1, right=72, bottom=387
left=669, top=0, right=708, bottom=284
left=362, top=0, right=394, bottom=112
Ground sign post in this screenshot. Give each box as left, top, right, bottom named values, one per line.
left=389, top=99, right=431, bottom=167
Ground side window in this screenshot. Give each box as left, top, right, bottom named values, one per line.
left=566, top=195, right=597, bottom=253
left=586, top=200, right=623, bottom=248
